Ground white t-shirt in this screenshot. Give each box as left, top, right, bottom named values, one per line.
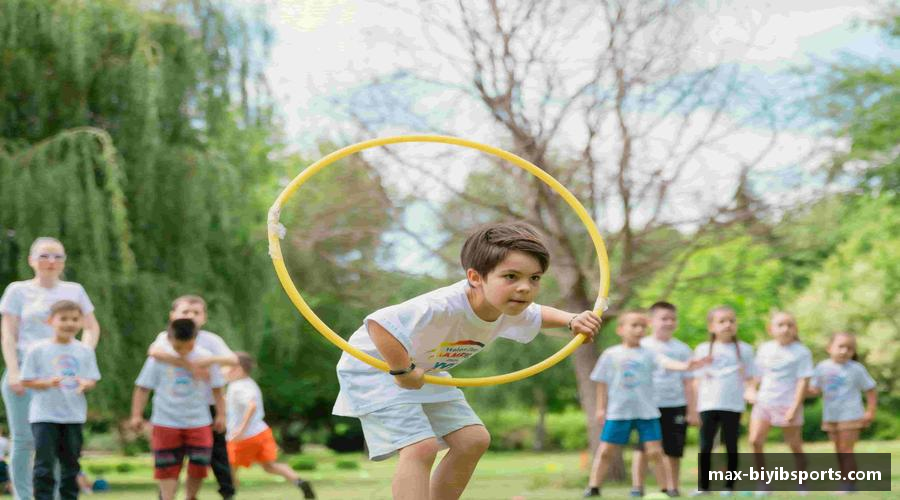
left=0, top=280, right=95, bottom=356
left=641, top=336, right=694, bottom=408
left=810, top=359, right=876, bottom=422
left=693, top=341, right=756, bottom=413
left=134, top=346, right=225, bottom=428
left=754, top=340, right=813, bottom=406
left=21, top=339, right=101, bottom=424
left=226, top=378, right=268, bottom=441
left=151, top=330, right=234, bottom=404
left=332, top=280, right=542, bottom=416
left=589, top=345, right=661, bottom=420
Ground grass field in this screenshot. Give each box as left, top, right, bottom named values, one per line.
left=80, top=440, right=898, bottom=499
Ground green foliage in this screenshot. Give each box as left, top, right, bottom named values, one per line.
left=290, top=455, right=318, bottom=471
left=811, top=13, right=900, bottom=191
left=790, top=194, right=900, bottom=405
left=334, top=458, right=360, bottom=470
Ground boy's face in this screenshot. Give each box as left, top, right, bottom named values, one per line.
left=769, top=313, right=797, bottom=344
left=49, top=310, right=83, bottom=341
left=468, top=250, right=543, bottom=318
left=708, top=310, right=737, bottom=340
left=223, top=365, right=245, bottom=381
left=170, top=338, right=195, bottom=356
left=650, top=308, right=677, bottom=339
left=170, top=301, right=207, bottom=328
left=616, top=313, right=648, bottom=345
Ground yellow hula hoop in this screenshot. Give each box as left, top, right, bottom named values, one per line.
left=267, top=135, right=610, bottom=387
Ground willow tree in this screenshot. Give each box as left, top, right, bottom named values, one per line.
left=0, top=0, right=279, bottom=426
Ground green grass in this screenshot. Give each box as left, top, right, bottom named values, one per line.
left=81, top=440, right=899, bottom=499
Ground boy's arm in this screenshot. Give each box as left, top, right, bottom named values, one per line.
left=194, top=353, right=239, bottom=368
left=147, top=345, right=190, bottom=368
left=21, top=377, right=62, bottom=390
left=657, top=354, right=710, bottom=371
left=130, top=387, right=151, bottom=429
left=212, top=387, right=226, bottom=433
left=862, top=388, right=877, bottom=426
left=231, top=400, right=256, bottom=442
left=594, top=382, right=608, bottom=422
left=76, top=379, right=97, bottom=394
left=367, top=320, right=425, bottom=390
left=540, top=306, right=601, bottom=342
left=684, top=377, right=699, bottom=425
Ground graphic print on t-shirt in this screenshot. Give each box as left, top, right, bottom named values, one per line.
left=822, top=369, right=847, bottom=400
left=621, top=359, right=643, bottom=388
left=167, top=366, right=195, bottom=397
left=426, top=340, right=485, bottom=371
left=53, top=354, right=80, bottom=390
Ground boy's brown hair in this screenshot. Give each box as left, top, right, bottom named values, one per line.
left=460, top=221, right=549, bottom=278
left=171, top=294, right=207, bottom=312
left=49, top=300, right=82, bottom=317
left=167, top=318, right=198, bottom=341
left=649, top=301, right=676, bottom=313
left=616, top=310, right=648, bottom=329
left=235, top=351, right=255, bottom=375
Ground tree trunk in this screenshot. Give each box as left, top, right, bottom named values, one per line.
left=533, top=386, right=547, bottom=451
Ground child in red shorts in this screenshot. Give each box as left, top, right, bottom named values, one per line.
left=130, top=318, right=226, bottom=500
left=225, top=352, right=315, bottom=498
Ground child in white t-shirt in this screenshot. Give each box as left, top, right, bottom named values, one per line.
left=333, top=222, right=602, bottom=500
left=745, top=311, right=814, bottom=492
left=129, top=318, right=226, bottom=500
left=808, top=332, right=877, bottom=492
left=584, top=311, right=706, bottom=498
left=692, top=306, right=755, bottom=495
left=20, top=300, right=100, bottom=500
left=225, top=352, right=315, bottom=498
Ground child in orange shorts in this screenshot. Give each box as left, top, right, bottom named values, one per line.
left=225, top=352, right=315, bottom=499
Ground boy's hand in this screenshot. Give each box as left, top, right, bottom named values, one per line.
left=394, top=367, right=426, bottom=390
left=47, top=376, right=63, bottom=389
left=595, top=407, right=606, bottom=424
left=189, top=363, right=210, bottom=381
left=6, top=372, right=26, bottom=396
left=862, top=410, right=875, bottom=427
left=569, top=311, right=602, bottom=342
left=686, top=356, right=711, bottom=371
left=687, top=409, right=700, bottom=426
left=128, top=416, right=145, bottom=432
left=213, top=414, right=226, bottom=433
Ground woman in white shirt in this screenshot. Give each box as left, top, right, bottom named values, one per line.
left=0, top=237, right=100, bottom=499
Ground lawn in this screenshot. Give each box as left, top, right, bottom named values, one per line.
left=81, top=440, right=898, bottom=499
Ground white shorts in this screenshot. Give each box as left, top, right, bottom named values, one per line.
left=359, top=400, right=484, bottom=461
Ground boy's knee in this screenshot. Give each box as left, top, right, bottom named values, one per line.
left=464, top=426, right=491, bottom=455
left=598, top=444, right=617, bottom=460
left=402, top=439, right=440, bottom=462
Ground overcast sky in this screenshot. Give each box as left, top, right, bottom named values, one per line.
left=258, top=0, right=898, bottom=275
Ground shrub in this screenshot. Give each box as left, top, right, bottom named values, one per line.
left=290, top=455, right=317, bottom=471
left=86, top=464, right=112, bottom=476
left=334, top=458, right=359, bottom=470
left=115, top=462, right=134, bottom=473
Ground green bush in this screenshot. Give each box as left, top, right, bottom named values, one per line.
left=290, top=455, right=317, bottom=471
left=86, top=464, right=112, bottom=476
left=545, top=409, right=588, bottom=450
left=334, top=458, right=359, bottom=470
left=115, top=462, right=134, bottom=473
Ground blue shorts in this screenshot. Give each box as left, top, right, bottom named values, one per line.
left=600, top=418, right=662, bottom=445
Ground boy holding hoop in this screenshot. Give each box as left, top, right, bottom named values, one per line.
left=332, top=221, right=601, bottom=500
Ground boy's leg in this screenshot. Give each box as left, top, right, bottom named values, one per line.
left=2, top=371, right=34, bottom=500
left=430, top=424, right=490, bottom=500
left=158, top=479, right=179, bottom=500
left=260, top=461, right=298, bottom=482
left=57, top=424, right=83, bottom=500
left=660, top=407, right=687, bottom=492
left=589, top=442, right=622, bottom=488
left=208, top=405, right=236, bottom=498
left=635, top=418, right=665, bottom=492
left=31, top=422, right=58, bottom=500
left=396, top=438, right=440, bottom=500
left=184, top=426, right=214, bottom=499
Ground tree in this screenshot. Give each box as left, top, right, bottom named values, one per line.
left=334, top=1, right=783, bottom=473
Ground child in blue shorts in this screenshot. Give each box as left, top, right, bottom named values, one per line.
left=585, top=311, right=707, bottom=497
